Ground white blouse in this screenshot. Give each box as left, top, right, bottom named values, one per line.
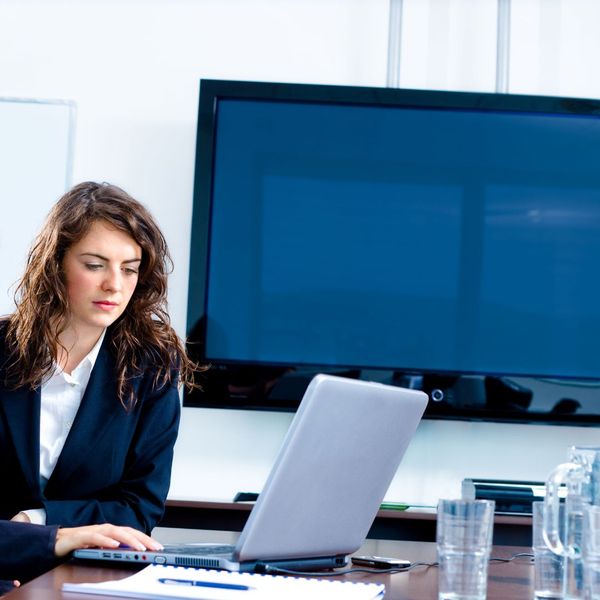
left=23, top=330, right=106, bottom=525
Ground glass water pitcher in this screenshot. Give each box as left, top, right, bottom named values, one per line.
left=544, top=446, right=600, bottom=600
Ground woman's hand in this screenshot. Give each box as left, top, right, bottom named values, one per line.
left=10, top=512, right=31, bottom=523
left=0, top=579, right=20, bottom=594
left=54, top=524, right=163, bottom=557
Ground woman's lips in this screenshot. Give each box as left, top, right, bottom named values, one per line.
left=93, top=301, right=118, bottom=311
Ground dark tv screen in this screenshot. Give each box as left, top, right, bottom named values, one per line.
left=185, top=79, right=600, bottom=424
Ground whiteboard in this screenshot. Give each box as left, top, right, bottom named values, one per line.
left=0, top=98, right=75, bottom=316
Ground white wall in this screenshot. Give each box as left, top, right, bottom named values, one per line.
left=0, top=0, right=390, bottom=337
left=171, top=409, right=600, bottom=504
left=1, top=0, right=600, bottom=507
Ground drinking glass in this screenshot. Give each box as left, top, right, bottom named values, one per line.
left=437, top=499, right=495, bottom=600
left=584, top=504, right=600, bottom=599
left=533, top=500, right=565, bottom=599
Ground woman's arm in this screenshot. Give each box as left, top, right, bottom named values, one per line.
left=0, top=520, right=162, bottom=590
left=0, top=521, right=56, bottom=580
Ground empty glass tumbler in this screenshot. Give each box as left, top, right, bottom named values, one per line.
left=437, top=499, right=495, bottom=600
left=533, top=500, right=565, bottom=599
left=583, top=504, right=600, bottom=600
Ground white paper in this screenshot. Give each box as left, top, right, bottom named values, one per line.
left=62, top=564, right=385, bottom=600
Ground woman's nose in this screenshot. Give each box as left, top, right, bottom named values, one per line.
left=102, top=269, right=122, bottom=292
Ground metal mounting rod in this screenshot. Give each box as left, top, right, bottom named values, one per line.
left=386, top=0, right=404, bottom=88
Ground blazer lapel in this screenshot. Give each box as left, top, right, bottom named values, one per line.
left=0, top=384, right=41, bottom=494
left=46, top=342, right=120, bottom=490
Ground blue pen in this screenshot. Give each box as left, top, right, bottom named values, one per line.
left=158, top=577, right=253, bottom=591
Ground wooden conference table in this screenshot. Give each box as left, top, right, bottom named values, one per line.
left=7, top=529, right=536, bottom=600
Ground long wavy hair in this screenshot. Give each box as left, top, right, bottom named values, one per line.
left=3, top=181, right=200, bottom=409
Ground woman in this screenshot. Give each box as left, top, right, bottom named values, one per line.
left=0, top=181, right=197, bottom=533
left=0, top=521, right=161, bottom=594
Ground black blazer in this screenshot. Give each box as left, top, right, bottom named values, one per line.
left=0, top=327, right=181, bottom=533
left=0, top=520, right=58, bottom=585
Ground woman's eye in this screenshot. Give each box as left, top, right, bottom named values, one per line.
left=85, top=263, right=103, bottom=271
left=123, top=267, right=139, bottom=275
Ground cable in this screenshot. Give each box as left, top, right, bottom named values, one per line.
left=257, top=563, right=436, bottom=577
left=489, top=551, right=534, bottom=563
left=256, top=551, right=534, bottom=578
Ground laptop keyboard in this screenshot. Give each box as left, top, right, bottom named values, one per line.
left=162, top=544, right=235, bottom=556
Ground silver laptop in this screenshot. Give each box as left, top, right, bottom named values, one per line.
left=74, top=374, right=427, bottom=572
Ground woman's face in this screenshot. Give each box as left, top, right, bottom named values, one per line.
left=62, top=220, right=142, bottom=338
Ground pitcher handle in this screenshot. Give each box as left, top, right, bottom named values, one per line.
left=543, top=461, right=582, bottom=558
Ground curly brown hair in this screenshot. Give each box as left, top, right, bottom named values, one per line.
left=3, top=181, right=200, bottom=409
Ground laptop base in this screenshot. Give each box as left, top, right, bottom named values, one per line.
left=73, top=547, right=347, bottom=573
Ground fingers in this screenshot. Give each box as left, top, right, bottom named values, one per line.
left=10, top=512, right=30, bottom=523
left=54, top=524, right=164, bottom=557
left=89, top=524, right=163, bottom=552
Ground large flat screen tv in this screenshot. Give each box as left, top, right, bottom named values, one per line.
left=185, top=79, right=600, bottom=425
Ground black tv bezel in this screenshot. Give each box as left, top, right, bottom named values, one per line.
left=185, top=78, right=600, bottom=425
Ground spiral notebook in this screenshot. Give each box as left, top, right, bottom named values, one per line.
left=62, top=564, right=385, bottom=599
